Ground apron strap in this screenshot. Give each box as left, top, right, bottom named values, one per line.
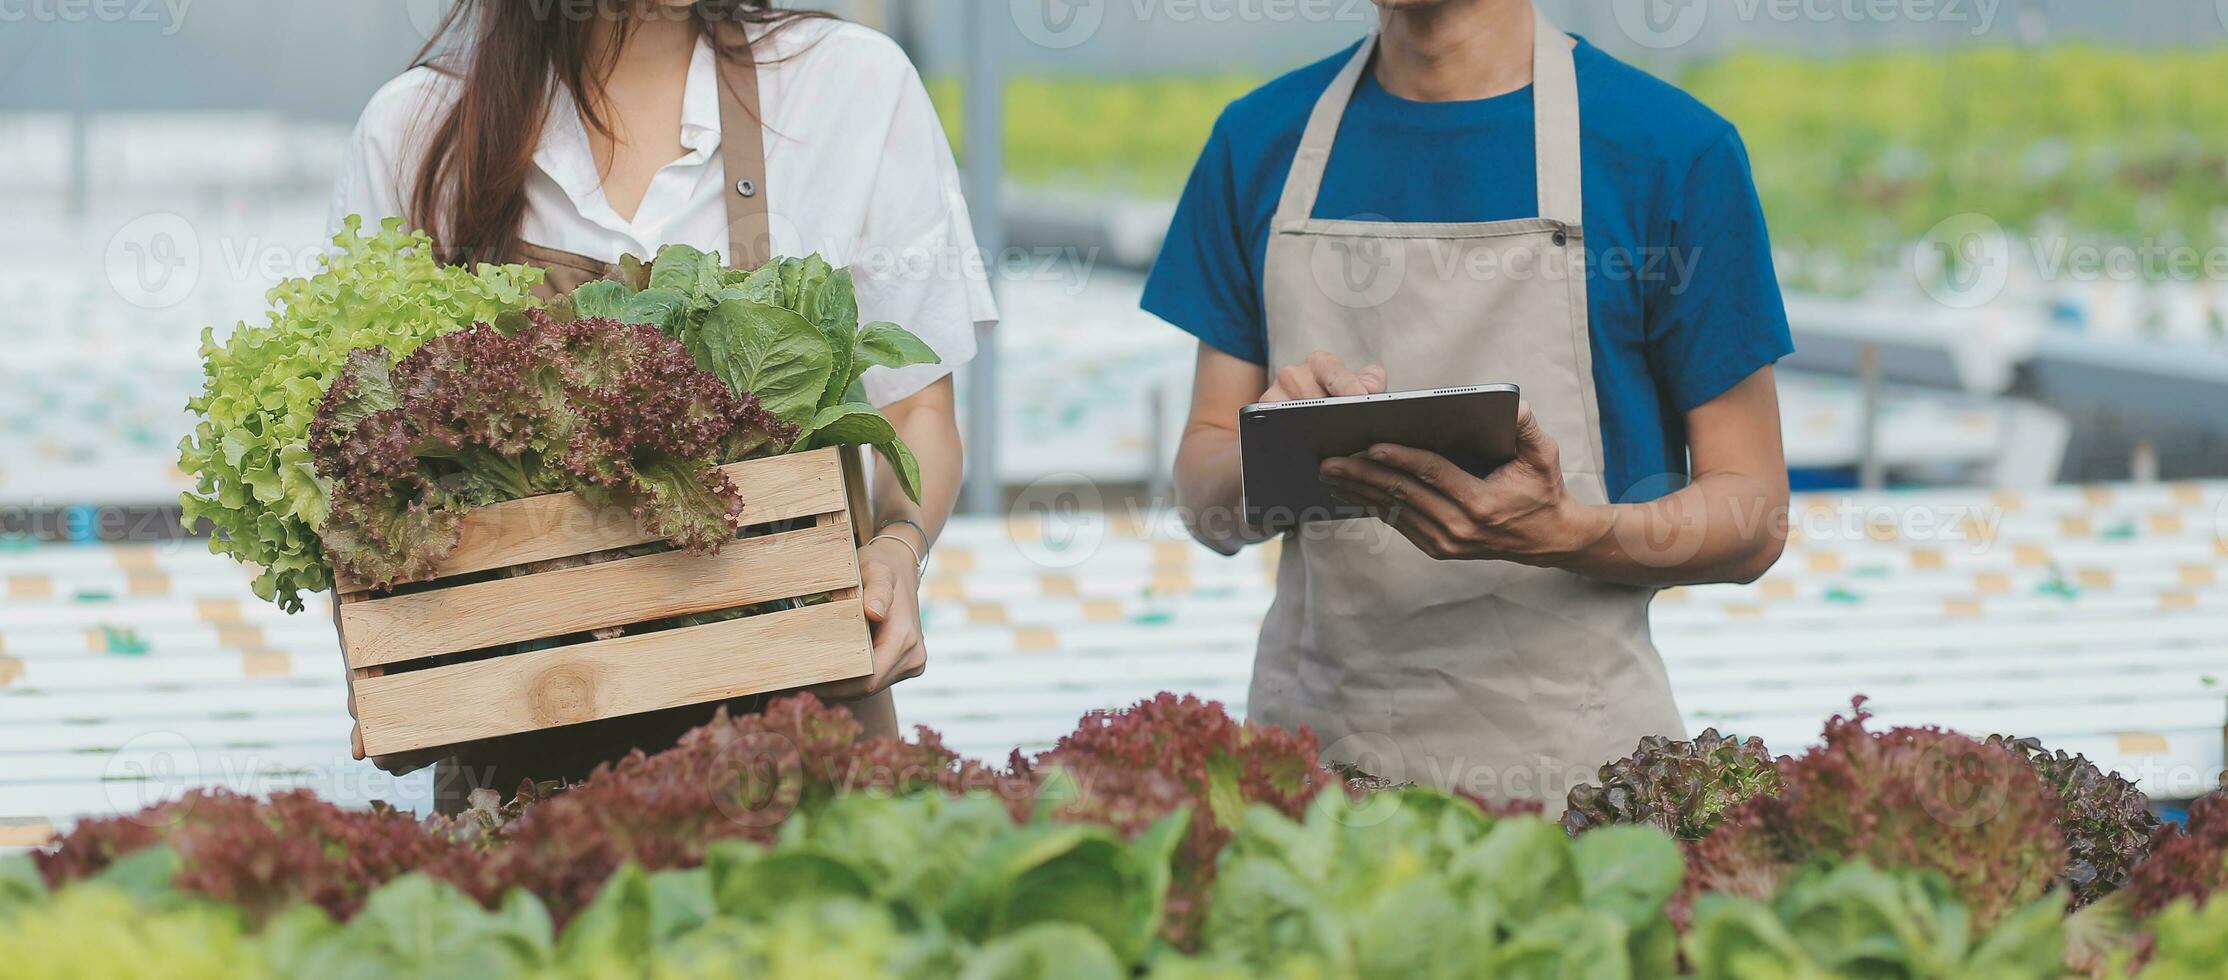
left=1270, top=5, right=1584, bottom=230
left=1271, top=34, right=1376, bottom=233
left=713, top=21, right=773, bottom=269
left=1530, top=10, right=1583, bottom=227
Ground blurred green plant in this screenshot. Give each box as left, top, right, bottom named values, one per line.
left=1685, top=46, right=2228, bottom=293
left=929, top=75, right=1261, bottom=197
left=934, top=47, right=2228, bottom=293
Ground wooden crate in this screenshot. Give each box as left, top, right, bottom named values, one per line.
left=336, top=447, right=874, bottom=757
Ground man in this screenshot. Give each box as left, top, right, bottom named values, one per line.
left=1143, top=0, right=1793, bottom=803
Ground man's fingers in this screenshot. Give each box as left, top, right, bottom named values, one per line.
left=351, top=724, right=366, bottom=762
left=1327, top=478, right=1458, bottom=557
left=1512, top=402, right=1557, bottom=471
left=1317, top=362, right=1371, bottom=397
left=1277, top=365, right=1327, bottom=400
left=1320, top=455, right=1468, bottom=528
left=1302, top=351, right=1375, bottom=397
left=1361, top=444, right=1473, bottom=497
left=1358, top=364, right=1388, bottom=393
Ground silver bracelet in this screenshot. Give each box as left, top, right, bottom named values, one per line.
left=867, top=527, right=927, bottom=576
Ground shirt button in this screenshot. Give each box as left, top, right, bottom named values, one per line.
left=735, top=177, right=758, bottom=198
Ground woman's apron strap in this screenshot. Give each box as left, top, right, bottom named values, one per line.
left=712, top=19, right=773, bottom=270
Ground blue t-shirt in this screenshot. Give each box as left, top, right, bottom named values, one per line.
left=1141, top=36, right=1793, bottom=504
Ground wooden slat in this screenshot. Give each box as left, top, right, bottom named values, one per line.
left=0, top=819, right=55, bottom=848
left=839, top=445, right=871, bottom=548
left=353, top=599, right=871, bottom=756
left=335, top=449, right=848, bottom=595
left=338, top=520, right=859, bottom=669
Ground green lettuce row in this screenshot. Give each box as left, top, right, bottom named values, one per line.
left=0, top=786, right=1173, bottom=980
left=177, top=216, right=544, bottom=611
left=1686, top=862, right=2068, bottom=979
left=2, top=790, right=2215, bottom=978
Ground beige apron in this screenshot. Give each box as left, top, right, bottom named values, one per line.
left=427, top=26, right=893, bottom=812
left=1252, top=10, right=1684, bottom=804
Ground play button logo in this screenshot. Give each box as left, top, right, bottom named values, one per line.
left=1013, top=0, right=1106, bottom=50
left=1613, top=0, right=1709, bottom=50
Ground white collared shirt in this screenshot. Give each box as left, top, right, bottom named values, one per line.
left=329, top=20, right=990, bottom=407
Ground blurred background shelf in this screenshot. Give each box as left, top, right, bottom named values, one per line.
left=5, top=477, right=2224, bottom=841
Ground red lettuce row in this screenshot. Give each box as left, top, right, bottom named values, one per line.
left=309, top=311, right=794, bottom=589
left=36, top=691, right=2227, bottom=964
left=29, top=693, right=1340, bottom=951
left=36, top=791, right=478, bottom=925
left=2122, top=790, right=2228, bottom=918
left=1986, top=734, right=2161, bottom=909
left=475, top=695, right=1031, bottom=925
left=1563, top=729, right=1783, bottom=841
left=1684, top=699, right=2067, bottom=929
left=1017, top=692, right=1332, bottom=948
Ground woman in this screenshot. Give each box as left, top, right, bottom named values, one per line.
left=327, top=0, right=992, bottom=808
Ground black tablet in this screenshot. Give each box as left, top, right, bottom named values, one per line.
left=1239, top=384, right=1521, bottom=531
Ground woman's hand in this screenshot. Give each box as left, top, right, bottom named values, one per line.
left=809, top=537, right=928, bottom=700
left=348, top=694, right=446, bottom=776
left=1318, top=402, right=1615, bottom=565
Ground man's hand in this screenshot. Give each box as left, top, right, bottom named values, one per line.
left=807, top=537, right=927, bottom=701
left=1260, top=351, right=1387, bottom=402
left=1317, top=402, right=1614, bottom=565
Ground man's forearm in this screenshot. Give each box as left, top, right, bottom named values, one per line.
left=1173, top=424, right=1267, bottom=556
left=1550, top=472, right=1788, bottom=587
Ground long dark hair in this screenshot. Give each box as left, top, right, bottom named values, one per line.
left=407, top=0, right=828, bottom=264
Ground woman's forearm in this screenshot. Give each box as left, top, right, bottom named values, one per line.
left=872, top=376, right=962, bottom=552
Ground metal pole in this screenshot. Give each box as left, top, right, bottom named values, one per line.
left=960, top=2, right=1005, bottom=515
left=68, top=24, right=91, bottom=220
left=1857, top=343, right=1885, bottom=491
